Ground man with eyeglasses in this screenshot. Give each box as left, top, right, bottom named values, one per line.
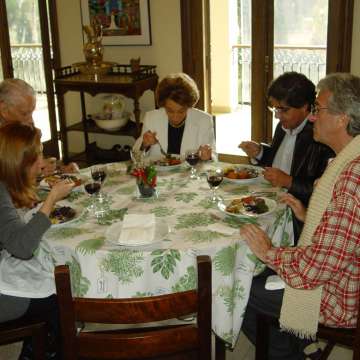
left=239, top=72, right=334, bottom=243
left=240, top=72, right=360, bottom=360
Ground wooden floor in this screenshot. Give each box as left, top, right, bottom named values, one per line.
left=0, top=333, right=353, bottom=360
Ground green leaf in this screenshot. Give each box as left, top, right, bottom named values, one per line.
left=47, top=227, right=92, bottom=240
left=66, top=256, right=90, bottom=297
left=76, top=237, right=105, bottom=255
left=96, top=208, right=128, bottom=225
left=175, top=212, right=216, bottom=229
left=187, top=230, right=230, bottom=243
left=174, top=192, right=197, bottom=203
left=100, top=250, right=144, bottom=284
left=150, top=249, right=181, bottom=279
left=171, top=266, right=196, bottom=292
left=214, top=245, right=239, bottom=276
left=150, top=206, right=175, bottom=217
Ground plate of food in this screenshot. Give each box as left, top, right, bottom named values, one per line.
left=153, top=156, right=183, bottom=171
left=40, top=173, right=84, bottom=191
left=218, top=195, right=277, bottom=218
left=223, top=165, right=263, bottom=184
left=49, top=204, right=82, bottom=228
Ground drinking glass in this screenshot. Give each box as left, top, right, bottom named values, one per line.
left=185, top=149, right=200, bottom=179
left=206, top=168, right=223, bottom=203
left=84, top=178, right=101, bottom=213
left=91, top=166, right=109, bottom=216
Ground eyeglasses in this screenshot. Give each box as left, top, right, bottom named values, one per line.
left=267, top=106, right=291, bottom=114
left=311, top=104, right=329, bottom=115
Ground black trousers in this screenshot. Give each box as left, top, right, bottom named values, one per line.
left=242, top=269, right=311, bottom=360
left=19, top=294, right=61, bottom=359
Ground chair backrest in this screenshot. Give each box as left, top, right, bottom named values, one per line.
left=55, top=255, right=212, bottom=360
left=0, top=316, right=47, bottom=359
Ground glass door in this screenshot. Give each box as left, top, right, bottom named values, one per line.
left=271, top=0, right=328, bottom=133
left=207, top=0, right=353, bottom=159
left=1, top=0, right=59, bottom=157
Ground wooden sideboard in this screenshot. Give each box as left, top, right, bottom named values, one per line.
left=54, top=64, right=158, bottom=164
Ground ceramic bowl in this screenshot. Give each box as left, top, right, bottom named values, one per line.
left=93, top=115, right=128, bottom=131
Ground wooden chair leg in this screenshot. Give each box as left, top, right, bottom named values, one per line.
left=318, top=341, right=335, bottom=360
left=215, top=335, right=226, bottom=360
left=31, top=323, right=47, bottom=360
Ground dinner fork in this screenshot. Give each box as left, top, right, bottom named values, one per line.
left=155, top=137, right=168, bottom=157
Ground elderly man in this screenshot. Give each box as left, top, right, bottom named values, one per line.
left=241, top=73, right=360, bottom=359
left=0, top=78, right=78, bottom=174
left=240, top=72, right=334, bottom=244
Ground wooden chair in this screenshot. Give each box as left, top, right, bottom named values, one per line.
left=0, top=316, right=47, bottom=359
left=255, top=296, right=360, bottom=360
left=55, top=255, right=212, bottom=360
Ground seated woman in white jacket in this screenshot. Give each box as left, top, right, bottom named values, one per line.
left=133, top=73, right=215, bottom=160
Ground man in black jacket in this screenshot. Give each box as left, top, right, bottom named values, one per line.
left=239, top=72, right=334, bottom=243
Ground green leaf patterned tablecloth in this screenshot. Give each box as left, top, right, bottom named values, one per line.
left=0, top=162, right=293, bottom=348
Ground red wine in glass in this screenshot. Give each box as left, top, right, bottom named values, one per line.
left=185, top=153, right=200, bottom=166
left=206, top=169, right=223, bottom=203
left=91, top=170, right=107, bottom=183
left=207, top=174, right=223, bottom=188
left=85, top=182, right=101, bottom=195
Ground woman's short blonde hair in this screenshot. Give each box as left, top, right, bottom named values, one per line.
left=0, top=122, right=42, bottom=208
left=156, top=73, right=200, bottom=108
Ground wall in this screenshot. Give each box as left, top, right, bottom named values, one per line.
left=351, top=0, right=360, bottom=76
left=56, top=0, right=183, bottom=153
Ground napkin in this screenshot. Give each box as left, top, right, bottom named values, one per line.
left=118, top=214, right=156, bottom=246
left=265, top=275, right=285, bottom=290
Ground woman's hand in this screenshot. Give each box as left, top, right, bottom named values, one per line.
left=142, top=131, right=158, bottom=149
left=39, top=180, right=75, bottom=217
left=40, top=157, right=57, bottom=176
left=238, top=141, right=261, bottom=158
left=240, top=224, right=271, bottom=262
left=198, top=144, right=212, bottom=160
left=279, top=193, right=306, bottom=222
left=263, top=167, right=292, bottom=188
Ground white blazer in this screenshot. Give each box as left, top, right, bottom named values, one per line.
left=133, top=107, right=216, bottom=160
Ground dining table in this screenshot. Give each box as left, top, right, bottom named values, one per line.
left=0, top=161, right=294, bottom=348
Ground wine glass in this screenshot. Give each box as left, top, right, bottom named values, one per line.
left=206, top=168, right=223, bottom=203
left=84, top=178, right=102, bottom=214
left=91, top=166, right=109, bottom=216
left=185, top=149, right=200, bottom=179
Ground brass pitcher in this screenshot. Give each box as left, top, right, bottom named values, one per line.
left=83, top=18, right=104, bottom=67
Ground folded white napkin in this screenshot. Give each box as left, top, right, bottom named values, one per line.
left=265, top=275, right=285, bottom=290
left=118, top=214, right=156, bottom=246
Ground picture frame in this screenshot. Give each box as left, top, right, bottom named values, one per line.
left=80, top=0, right=151, bottom=46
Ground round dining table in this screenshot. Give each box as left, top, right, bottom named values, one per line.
left=0, top=161, right=293, bottom=348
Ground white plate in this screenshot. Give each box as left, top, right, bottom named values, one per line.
left=49, top=204, right=83, bottom=228
left=105, top=220, right=170, bottom=246
left=222, top=165, right=263, bottom=184
left=153, top=162, right=184, bottom=172
left=218, top=196, right=277, bottom=218
left=39, top=174, right=84, bottom=192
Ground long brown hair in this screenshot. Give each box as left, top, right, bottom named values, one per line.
left=0, top=122, right=42, bottom=208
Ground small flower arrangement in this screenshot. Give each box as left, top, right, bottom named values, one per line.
left=132, top=165, right=157, bottom=197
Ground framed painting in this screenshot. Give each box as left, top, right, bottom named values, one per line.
left=80, top=0, right=151, bottom=46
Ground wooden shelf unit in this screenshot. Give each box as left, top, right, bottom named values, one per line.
left=54, top=64, right=158, bottom=164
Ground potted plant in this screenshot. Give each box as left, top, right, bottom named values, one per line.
left=132, top=165, right=157, bottom=198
